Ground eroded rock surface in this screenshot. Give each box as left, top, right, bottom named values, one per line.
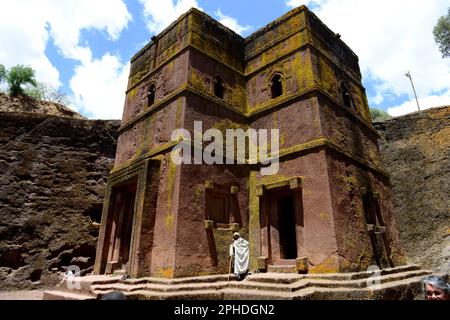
left=0, top=93, right=85, bottom=119
left=0, top=111, right=119, bottom=290
left=375, top=106, right=450, bottom=273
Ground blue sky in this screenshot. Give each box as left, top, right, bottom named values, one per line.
left=1, top=0, right=449, bottom=119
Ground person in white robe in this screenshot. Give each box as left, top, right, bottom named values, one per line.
left=229, top=232, right=250, bottom=280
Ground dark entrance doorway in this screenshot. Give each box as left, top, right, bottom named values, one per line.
left=277, top=195, right=297, bottom=260
left=261, top=187, right=301, bottom=264
left=103, top=178, right=138, bottom=275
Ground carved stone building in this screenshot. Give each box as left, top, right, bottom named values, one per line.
left=93, top=6, right=406, bottom=279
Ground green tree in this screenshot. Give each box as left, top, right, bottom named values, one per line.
left=0, top=65, right=6, bottom=94
left=24, top=82, right=71, bottom=106
left=370, top=108, right=392, bottom=122
left=0, top=65, right=6, bottom=80
left=433, top=7, right=450, bottom=58
left=0, top=64, right=37, bottom=96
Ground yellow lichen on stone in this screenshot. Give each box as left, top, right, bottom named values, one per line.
left=154, top=267, right=174, bottom=279
left=165, top=214, right=174, bottom=231
left=193, top=184, right=203, bottom=210
left=229, top=81, right=246, bottom=111
left=340, top=173, right=359, bottom=193
left=213, top=228, right=235, bottom=273
left=293, top=50, right=313, bottom=90
left=280, top=133, right=286, bottom=148
left=176, top=98, right=183, bottom=128
left=190, top=69, right=206, bottom=93
left=213, top=119, right=247, bottom=133
left=319, top=212, right=328, bottom=220
left=127, top=87, right=138, bottom=100
left=248, top=171, right=260, bottom=270
left=318, top=57, right=335, bottom=95
left=309, top=256, right=339, bottom=274
left=166, top=155, right=178, bottom=217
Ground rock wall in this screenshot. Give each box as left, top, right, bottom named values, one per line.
left=0, top=94, right=448, bottom=290
left=0, top=111, right=119, bottom=290
left=0, top=93, right=85, bottom=119
left=374, top=106, right=450, bottom=273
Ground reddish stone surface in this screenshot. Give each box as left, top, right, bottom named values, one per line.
left=94, top=6, right=406, bottom=279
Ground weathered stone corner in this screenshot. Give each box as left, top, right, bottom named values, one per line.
left=296, top=257, right=309, bottom=274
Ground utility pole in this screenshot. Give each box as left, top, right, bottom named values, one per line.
left=405, top=71, right=420, bottom=112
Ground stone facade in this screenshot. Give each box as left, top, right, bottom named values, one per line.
left=94, top=6, right=406, bottom=279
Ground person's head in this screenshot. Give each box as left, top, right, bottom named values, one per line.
left=423, top=275, right=449, bottom=300
left=98, top=290, right=127, bottom=300
left=233, top=232, right=240, bottom=241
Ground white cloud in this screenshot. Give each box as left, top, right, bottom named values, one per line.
left=46, top=0, right=131, bottom=63
left=139, top=1, right=253, bottom=36
left=215, top=9, right=254, bottom=36
left=372, top=91, right=385, bottom=106
left=0, top=0, right=131, bottom=119
left=286, top=0, right=450, bottom=116
left=286, top=0, right=327, bottom=8
left=139, top=0, right=202, bottom=34
left=388, top=90, right=450, bottom=117
left=0, top=1, right=61, bottom=87
left=70, top=54, right=130, bottom=119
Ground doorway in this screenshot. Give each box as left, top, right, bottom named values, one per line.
left=277, top=195, right=297, bottom=260
left=104, top=178, right=138, bottom=274
left=262, top=188, right=301, bottom=264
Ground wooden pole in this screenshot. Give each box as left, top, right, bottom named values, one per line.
left=228, top=255, right=233, bottom=282
left=405, top=71, right=420, bottom=112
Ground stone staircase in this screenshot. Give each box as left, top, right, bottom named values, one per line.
left=43, top=265, right=430, bottom=300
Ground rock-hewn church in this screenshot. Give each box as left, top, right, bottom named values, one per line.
left=93, top=5, right=406, bottom=279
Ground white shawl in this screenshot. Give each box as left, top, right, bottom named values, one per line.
left=229, top=238, right=250, bottom=275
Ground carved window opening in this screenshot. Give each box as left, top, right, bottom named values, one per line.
left=147, top=84, right=156, bottom=107
left=214, top=76, right=224, bottom=99
left=205, top=184, right=240, bottom=228
left=341, top=83, right=353, bottom=108
left=270, top=74, right=283, bottom=99
left=206, top=192, right=230, bottom=225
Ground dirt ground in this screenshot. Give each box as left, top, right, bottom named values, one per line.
left=0, top=290, right=44, bottom=300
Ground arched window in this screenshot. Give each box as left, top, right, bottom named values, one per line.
left=214, top=76, right=224, bottom=99
left=270, top=74, right=283, bottom=99
left=148, top=84, right=156, bottom=106
left=341, top=83, right=352, bottom=108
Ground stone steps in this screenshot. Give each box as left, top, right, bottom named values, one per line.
left=43, top=265, right=431, bottom=300
left=90, top=269, right=428, bottom=294
left=248, top=264, right=422, bottom=283
left=288, top=270, right=430, bottom=291
left=126, top=274, right=236, bottom=285
left=267, top=265, right=298, bottom=273
left=293, top=275, right=428, bottom=300
left=91, top=280, right=294, bottom=294
left=92, top=274, right=427, bottom=301
left=43, top=290, right=95, bottom=300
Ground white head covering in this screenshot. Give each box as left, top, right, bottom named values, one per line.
left=233, top=232, right=240, bottom=238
